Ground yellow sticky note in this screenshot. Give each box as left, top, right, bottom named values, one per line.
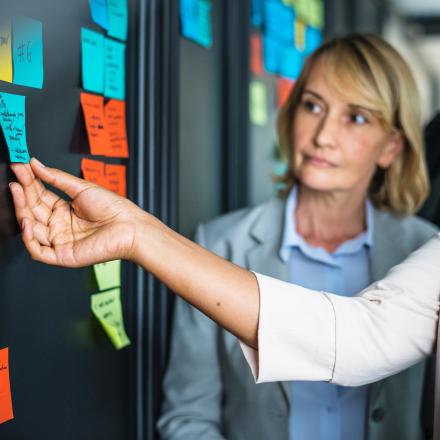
left=91, top=288, right=130, bottom=350
left=250, top=80, right=268, bottom=126
left=294, top=20, right=306, bottom=51
left=0, top=22, right=13, bottom=83
left=93, top=260, right=121, bottom=291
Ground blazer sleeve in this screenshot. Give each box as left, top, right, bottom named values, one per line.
left=240, top=233, right=440, bottom=386
left=157, top=224, right=226, bottom=440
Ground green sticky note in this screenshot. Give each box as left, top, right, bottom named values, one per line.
left=104, top=37, right=125, bottom=100
left=81, top=28, right=104, bottom=94
left=93, top=260, right=121, bottom=291
left=0, top=92, right=30, bottom=163
left=91, top=288, right=130, bottom=349
left=0, top=22, right=13, bottom=83
left=250, top=80, right=268, bottom=126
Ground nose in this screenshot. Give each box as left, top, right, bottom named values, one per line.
left=313, top=113, right=339, bottom=149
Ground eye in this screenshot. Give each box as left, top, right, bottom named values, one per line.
left=350, top=112, right=368, bottom=125
left=303, top=100, right=321, bottom=114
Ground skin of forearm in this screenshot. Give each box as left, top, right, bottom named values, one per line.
left=131, top=211, right=260, bottom=348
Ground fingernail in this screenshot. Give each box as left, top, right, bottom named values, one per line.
left=32, top=158, right=45, bottom=167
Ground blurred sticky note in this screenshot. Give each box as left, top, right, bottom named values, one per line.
left=294, top=19, right=306, bottom=51
left=104, top=38, right=125, bottom=100
left=264, top=0, right=294, bottom=45
left=251, top=0, right=264, bottom=28
left=292, top=0, right=324, bottom=29
left=263, top=35, right=280, bottom=74
left=81, top=158, right=106, bottom=187
left=81, top=28, right=104, bottom=94
left=279, top=45, right=303, bottom=80
left=0, top=23, right=13, bottom=83
left=305, top=26, right=322, bottom=55
left=104, top=99, right=128, bottom=157
left=80, top=92, right=109, bottom=156
left=105, top=163, right=126, bottom=197
left=0, top=348, right=14, bottom=425
left=89, top=0, right=109, bottom=30
left=250, top=80, right=267, bottom=126
left=180, top=0, right=213, bottom=48
left=91, top=288, right=130, bottom=349
left=108, top=0, right=128, bottom=41
left=250, top=34, right=263, bottom=76
left=12, top=17, right=44, bottom=89
left=277, top=77, right=294, bottom=108
left=0, top=92, right=30, bottom=163
left=93, top=259, right=121, bottom=291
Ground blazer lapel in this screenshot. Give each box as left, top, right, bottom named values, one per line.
left=246, top=198, right=291, bottom=409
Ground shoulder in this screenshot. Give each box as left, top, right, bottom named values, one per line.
left=196, top=198, right=283, bottom=250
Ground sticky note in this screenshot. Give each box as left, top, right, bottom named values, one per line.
left=12, top=16, right=44, bottom=89
left=105, top=163, right=126, bottom=197
left=180, top=0, right=213, bottom=48
left=250, top=80, right=267, bottom=126
left=291, top=0, right=324, bottom=29
left=263, top=35, right=280, bottom=74
left=93, top=259, right=121, bottom=291
left=107, top=0, right=128, bottom=41
left=91, top=288, right=130, bottom=349
left=279, top=45, right=303, bottom=80
left=0, top=348, right=14, bottom=425
left=0, top=92, right=30, bottom=163
left=250, top=34, right=263, bottom=76
left=305, top=26, right=322, bottom=55
left=104, top=99, right=129, bottom=158
left=264, top=0, right=294, bottom=45
left=294, top=19, right=306, bottom=51
left=81, top=28, right=105, bottom=94
left=88, top=0, right=109, bottom=30
left=251, top=0, right=264, bottom=28
left=81, top=158, right=106, bottom=187
left=0, top=23, right=13, bottom=83
left=80, top=92, right=109, bottom=156
left=104, top=38, right=125, bottom=100
left=277, top=77, right=294, bottom=108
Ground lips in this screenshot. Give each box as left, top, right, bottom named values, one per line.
left=304, top=154, right=336, bottom=168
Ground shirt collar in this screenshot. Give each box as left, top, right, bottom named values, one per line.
left=279, top=186, right=374, bottom=263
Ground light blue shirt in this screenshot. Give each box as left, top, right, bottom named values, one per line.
left=279, top=187, right=374, bottom=440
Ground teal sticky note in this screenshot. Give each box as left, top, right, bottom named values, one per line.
left=0, top=92, right=30, bottom=163
left=88, top=0, right=109, bottom=30
left=81, top=28, right=104, bottom=93
left=104, top=38, right=125, bottom=100
left=180, top=0, right=213, bottom=48
left=107, top=0, right=128, bottom=41
left=196, top=0, right=213, bottom=48
left=12, top=17, right=44, bottom=89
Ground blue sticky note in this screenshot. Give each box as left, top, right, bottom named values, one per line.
left=305, top=26, right=322, bottom=55
left=180, top=0, right=213, bottom=48
left=89, top=0, right=109, bottom=30
left=264, top=0, right=295, bottom=45
left=12, top=17, right=44, bottom=89
left=107, top=0, right=128, bottom=41
left=252, top=0, right=264, bottom=28
left=279, top=45, right=303, bottom=80
left=0, top=92, right=30, bottom=163
left=81, top=28, right=104, bottom=93
left=104, top=38, right=125, bottom=100
left=263, top=35, right=280, bottom=74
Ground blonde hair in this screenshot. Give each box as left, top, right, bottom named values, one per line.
left=277, top=33, right=429, bottom=215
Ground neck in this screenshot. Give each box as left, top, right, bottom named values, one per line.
left=294, top=185, right=367, bottom=252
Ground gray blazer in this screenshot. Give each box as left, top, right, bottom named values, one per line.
left=158, top=198, right=438, bottom=440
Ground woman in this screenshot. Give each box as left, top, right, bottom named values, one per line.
left=159, top=34, right=436, bottom=440
left=8, top=36, right=440, bottom=439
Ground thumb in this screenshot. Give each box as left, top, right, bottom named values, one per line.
left=30, top=158, right=92, bottom=200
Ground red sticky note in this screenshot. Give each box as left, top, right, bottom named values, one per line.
left=104, top=99, right=129, bottom=158
left=250, top=34, right=263, bottom=76
left=105, top=164, right=126, bottom=197
left=0, top=348, right=14, bottom=425
left=81, top=158, right=106, bottom=187
left=80, top=92, right=110, bottom=156
left=276, top=77, right=295, bottom=108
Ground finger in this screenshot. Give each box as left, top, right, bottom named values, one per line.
left=9, top=182, right=37, bottom=226
left=21, top=218, right=57, bottom=265
left=10, top=163, right=60, bottom=224
left=30, top=158, right=92, bottom=200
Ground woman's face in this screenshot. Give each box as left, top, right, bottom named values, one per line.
left=291, top=61, right=403, bottom=196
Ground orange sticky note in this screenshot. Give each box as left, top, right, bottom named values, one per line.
left=105, top=164, right=126, bottom=197
left=81, top=158, right=106, bottom=187
left=104, top=99, right=129, bottom=158
left=277, top=77, right=295, bottom=108
left=250, top=34, right=263, bottom=76
left=80, top=92, right=110, bottom=156
left=0, top=348, right=14, bottom=425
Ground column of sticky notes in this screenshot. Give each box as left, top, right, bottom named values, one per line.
left=82, top=0, right=130, bottom=350
left=0, top=17, right=44, bottom=163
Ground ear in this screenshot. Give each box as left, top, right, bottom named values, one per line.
left=377, top=130, right=404, bottom=168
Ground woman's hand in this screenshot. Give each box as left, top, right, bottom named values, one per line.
left=9, top=158, right=146, bottom=267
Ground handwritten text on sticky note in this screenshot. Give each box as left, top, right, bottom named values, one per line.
left=0, top=348, right=14, bottom=425
left=105, top=163, right=126, bottom=197
left=81, top=28, right=105, bottom=94
left=104, top=99, right=128, bottom=158
left=104, top=38, right=125, bottom=100
left=81, top=158, right=106, bottom=187
left=93, top=259, right=121, bottom=291
left=107, top=0, right=128, bottom=41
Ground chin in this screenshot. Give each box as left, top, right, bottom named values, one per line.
left=297, top=170, right=341, bottom=192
